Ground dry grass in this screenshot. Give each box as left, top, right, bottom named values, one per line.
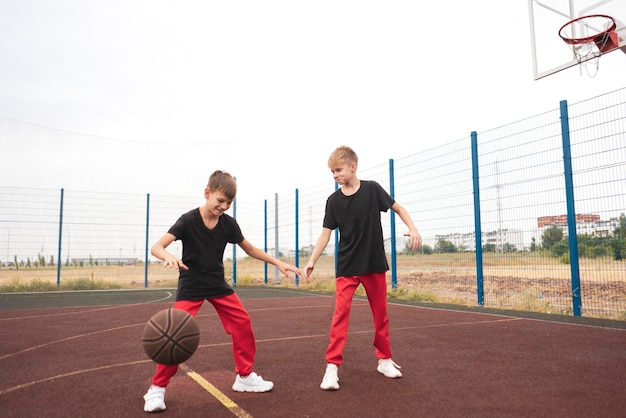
left=1, top=253, right=624, bottom=319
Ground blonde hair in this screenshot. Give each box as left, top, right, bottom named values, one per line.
left=328, top=145, right=358, bottom=168
left=207, top=170, right=237, bottom=200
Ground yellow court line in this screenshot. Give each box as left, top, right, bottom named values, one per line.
left=180, top=364, right=253, bottom=418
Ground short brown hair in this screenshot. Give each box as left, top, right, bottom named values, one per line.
left=328, top=145, right=358, bottom=168
left=207, top=170, right=237, bottom=200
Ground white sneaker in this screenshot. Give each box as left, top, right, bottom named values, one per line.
left=232, top=372, right=274, bottom=392
left=320, top=363, right=340, bottom=390
left=377, top=359, right=402, bottom=378
left=143, top=385, right=166, bottom=412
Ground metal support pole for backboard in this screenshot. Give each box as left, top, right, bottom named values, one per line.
left=56, top=188, right=64, bottom=287
left=560, top=100, right=582, bottom=316
left=471, top=132, right=485, bottom=306
left=144, top=193, right=150, bottom=288
left=389, top=159, right=398, bottom=290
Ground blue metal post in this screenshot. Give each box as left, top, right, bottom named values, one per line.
left=232, top=195, right=237, bottom=287
left=264, top=199, right=268, bottom=284
left=56, top=188, right=64, bottom=287
left=560, top=100, right=582, bottom=316
left=274, top=193, right=280, bottom=284
left=389, top=159, right=398, bottom=289
left=144, top=193, right=150, bottom=288
left=295, top=188, right=299, bottom=287
left=471, top=132, right=485, bottom=306
left=334, top=182, right=338, bottom=274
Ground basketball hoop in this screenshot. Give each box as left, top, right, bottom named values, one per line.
left=558, top=14, right=619, bottom=76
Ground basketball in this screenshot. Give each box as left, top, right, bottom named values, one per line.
left=142, top=308, right=200, bottom=365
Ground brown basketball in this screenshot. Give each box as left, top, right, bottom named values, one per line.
left=142, top=308, right=200, bottom=366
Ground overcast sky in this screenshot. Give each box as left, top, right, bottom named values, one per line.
left=1, top=0, right=625, bottom=202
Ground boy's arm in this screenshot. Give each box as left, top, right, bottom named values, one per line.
left=390, top=202, right=422, bottom=251
left=151, top=233, right=189, bottom=270
left=238, top=238, right=302, bottom=278
left=303, top=227, right=332, bottom=280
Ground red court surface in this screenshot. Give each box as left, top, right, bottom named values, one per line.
left=1, top=287, right=625, bottom=417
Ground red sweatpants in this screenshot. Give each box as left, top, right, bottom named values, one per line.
left=151, top=293, right=256, bottom=387
left=325, top=272, right=393, bottom=366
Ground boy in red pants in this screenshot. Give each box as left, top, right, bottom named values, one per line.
left=304, top=146, right=422, bottom=390
left=143, top=170, right=301, bottom=412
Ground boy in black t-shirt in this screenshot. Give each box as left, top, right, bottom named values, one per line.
left=143, top=170, right=302, bottom=413
left=304, top=146, right=422, bottom=391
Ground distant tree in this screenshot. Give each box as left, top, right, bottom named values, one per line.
left=530, top=237, right=537, bottom=252
left=482, top=243, right=496, bottom=253
left=420, top=244, right=433, bottom=255
left=502, top=243, right=517, bottom=253
left=578, top=234, right=610, bottom=258
left=551, top=240, right=569, bottom=257
left=435, top=239, right=457, bottom=253
left=610, top=213, right=626, bottom=261
left=542, top=225, right=564, bottom=250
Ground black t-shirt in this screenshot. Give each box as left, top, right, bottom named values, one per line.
left=323, top=180, right=394, bottom=277
left=168, top=208, right=243, bottom=300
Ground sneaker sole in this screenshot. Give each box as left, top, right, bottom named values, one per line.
left=232, top=384, right=274, bottom=393
left=143, top=403, right=166, bottom=412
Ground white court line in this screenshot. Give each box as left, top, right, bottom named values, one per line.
left=0, top=291, right=175, bottom=321
left=0, top=359, right=151, bottom=396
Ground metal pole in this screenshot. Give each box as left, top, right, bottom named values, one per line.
left=334, top=182, right=338, bottom=274
left=56, top=188, right=64, bottom=287
left=264, top=199, right=268, bottom=284
left=144, top=193, right=150, bottom=288
left=274, top=193, right=280, bottom=284
left=295, top=188, right=299, bottom=287
left=471, top=132, right=485, bottom=306
left=233, top=195, right=237, bottom=287
left=389, top=159, right=397, bottom=289
left=560, top=100, right=582, bottom=316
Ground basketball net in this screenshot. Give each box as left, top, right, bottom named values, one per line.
left=572, top=41, right=604, bottom=77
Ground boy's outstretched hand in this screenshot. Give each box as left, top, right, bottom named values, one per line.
left=162, top=254, right=189, bottom=271
left=404, top=230, right=423, bottom=251
left=277, top=262, right=303, bottom=280
left=302, top=262, right=315, bottom=283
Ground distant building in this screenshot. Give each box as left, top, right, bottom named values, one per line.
left=434, top=232, right=477, bottom=251
left=537, top=213, right=618, bottom=237
left=71, top=257, right=139, bottom=266
left=483, top=229, right=525, bottom=251
left=435, top=229, right=524, bottom=252
left=537, top=213, right=600, bottom=228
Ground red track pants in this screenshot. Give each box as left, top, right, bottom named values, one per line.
left=325, top=272, right=393, bottom=366
left=151, top=293, right=256, bottom=387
